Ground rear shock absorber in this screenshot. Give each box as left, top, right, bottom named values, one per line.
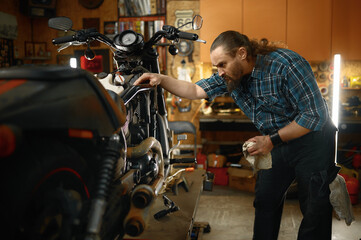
left=85, top=134, right=122, bottom=240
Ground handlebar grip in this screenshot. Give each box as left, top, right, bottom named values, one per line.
left=52, top=35, right=75, bottom=45
left=177, top=32, right=198, bottom=41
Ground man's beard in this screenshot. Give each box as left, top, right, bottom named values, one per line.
left=226, top=77, right=242, bottom=92
left=225, top=72, right=251, bottom=92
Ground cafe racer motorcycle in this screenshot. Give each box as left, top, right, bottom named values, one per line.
left=0, top=15, right=204, bottom=239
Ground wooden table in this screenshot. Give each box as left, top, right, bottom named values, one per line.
left=123, top=169, right=206, bottom=240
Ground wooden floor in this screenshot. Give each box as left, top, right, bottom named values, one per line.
left=194, top=185, right=361, bottom=240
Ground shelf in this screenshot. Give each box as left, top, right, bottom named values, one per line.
left=341, top=87, right=361, bottom=90
left=118, top=0, right=166, bottom=18
left=199, top=113, right=257, bottom=132
left=118, top=15, right=165, bottom=21
left=201, top=140, right=245, bottom=145
left=24, top=57, right=51, bottom=61
left=340, top=116, right=361, bottom=123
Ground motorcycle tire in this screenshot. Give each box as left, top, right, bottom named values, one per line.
left=2, top=137, right=96, bottom=240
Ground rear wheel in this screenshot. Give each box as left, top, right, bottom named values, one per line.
left=3, top=138, right=96, bottom=240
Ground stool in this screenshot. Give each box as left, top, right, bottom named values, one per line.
left=168, top=121, right=197, bottom=165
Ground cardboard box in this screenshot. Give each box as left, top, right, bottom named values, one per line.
left=207, top=154, right=227, bottom=168
left=227, top=167, right=256, bottom=192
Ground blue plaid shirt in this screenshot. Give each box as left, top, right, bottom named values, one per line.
left=196, top=48, right=329, bottom=135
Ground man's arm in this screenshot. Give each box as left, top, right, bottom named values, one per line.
left=246, top=120, right=311, bottom=156
left=134, top=73, right=208, bottom=100
left=278, top=121, right=311, bottom=142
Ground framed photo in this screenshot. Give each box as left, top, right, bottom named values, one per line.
left=25, top=41, right=34, bottom=57
left=34, top=42, right=47, bottom=57
left=104, top=21, right=117, bottom=39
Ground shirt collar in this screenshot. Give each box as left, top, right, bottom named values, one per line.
left=251, top=55, right=265, bottom=80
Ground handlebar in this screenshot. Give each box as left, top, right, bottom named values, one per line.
left=52, top=28, right=118, bottom=52
left=177, top=32, right=198, bottom=41
left=144, top=26, right=201, bottom=49
left=51, top=21, right=204, bottom=54
left=52, top=35, right=75, bottom=45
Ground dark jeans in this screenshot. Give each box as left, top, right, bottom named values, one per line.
left=253, top=119, right=338, bottom=240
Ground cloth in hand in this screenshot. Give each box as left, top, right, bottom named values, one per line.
left=242, top=141, right=272, bottom=173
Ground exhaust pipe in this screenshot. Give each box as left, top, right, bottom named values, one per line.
left=127, top=137, right=164, bottom=208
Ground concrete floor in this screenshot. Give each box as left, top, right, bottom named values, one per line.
left=194, top=185, right=361, bottom=240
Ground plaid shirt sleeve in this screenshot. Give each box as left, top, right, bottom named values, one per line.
left=195, top=73, right=228, bottom=101
left=287, top=59, right=329, bottom=131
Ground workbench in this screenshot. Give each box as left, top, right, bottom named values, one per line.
left=123, top=169, right=206, bottom=240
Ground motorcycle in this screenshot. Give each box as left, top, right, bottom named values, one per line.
left=0, top=14, right=204, bottom=240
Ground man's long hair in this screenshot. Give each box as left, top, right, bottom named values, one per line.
left=210, top=31, right=279, bottom=60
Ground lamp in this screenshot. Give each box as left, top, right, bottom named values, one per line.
left=70, top=58, right=77, bottom=68
left=332, top=54, right=341, bottom=162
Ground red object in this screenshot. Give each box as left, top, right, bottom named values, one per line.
left=207, top=167, right=228, bottom=186
left=80, top=55, right=103, bottom=73
left=346, top=177, right=359, bottom=205
left=345, top=146, right=357, bottom=158
left=338, top=173, right=349, bottom=181
left=349, top=195, right=358, bottom=205
left=0, top=79, right=26, bottom=95
left=346, top=177, right=359, bottom=195
left=196, top=152, right=207, bottom=169
left=0, top=125, right=17, bottom=158
left=352, top=153, right=361, bottom=169
left=34, top=167, right=90, bottom=199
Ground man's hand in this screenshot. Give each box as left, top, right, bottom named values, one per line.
left=246, top=135, right=273, bottom=156
left=133, top=73, right=163, bottom=87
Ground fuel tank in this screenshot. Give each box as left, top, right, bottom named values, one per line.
left=0, top=66, right=126, bottom=136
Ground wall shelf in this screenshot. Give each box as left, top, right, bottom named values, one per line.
left=342, top=87, right=361, bottom=90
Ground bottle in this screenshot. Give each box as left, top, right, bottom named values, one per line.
left=342, top=76, right=349, bottom=88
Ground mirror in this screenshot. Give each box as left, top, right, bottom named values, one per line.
left=48, top=17, right=73, bottom=31
left=192, top=15, right=203, bottom=30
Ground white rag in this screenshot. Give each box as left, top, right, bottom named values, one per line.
left=242, top=141, right=272, bottom=173
left=329, top=174, right=355, bottom=226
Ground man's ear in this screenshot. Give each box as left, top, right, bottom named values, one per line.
left=238, top=47, right=247, bottom=60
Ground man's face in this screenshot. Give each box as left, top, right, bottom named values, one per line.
left=210, top=46, right=245, bottom=91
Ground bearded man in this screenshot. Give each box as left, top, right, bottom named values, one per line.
left=134, top=30, right=338, bottom=240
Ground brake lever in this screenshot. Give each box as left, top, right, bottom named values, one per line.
left=196, top=39, right=206, bottom=44
left=57, top=41, right=83, bottom=52
left=57, top=42, right=72, bottom=52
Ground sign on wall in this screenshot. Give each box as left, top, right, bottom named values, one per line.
left=174, top=10, right=194, bottom=30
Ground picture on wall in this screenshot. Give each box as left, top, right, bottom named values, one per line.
left=25, top=41, right=34, bottom=57
left=34, top=42, right=46, bottom=57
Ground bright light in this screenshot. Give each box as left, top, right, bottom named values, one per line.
left=70, top=58, right=77, bottom=68
left=332, top=54, right=341, bottom=163
left=332, top=54, right=341, bottom=127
